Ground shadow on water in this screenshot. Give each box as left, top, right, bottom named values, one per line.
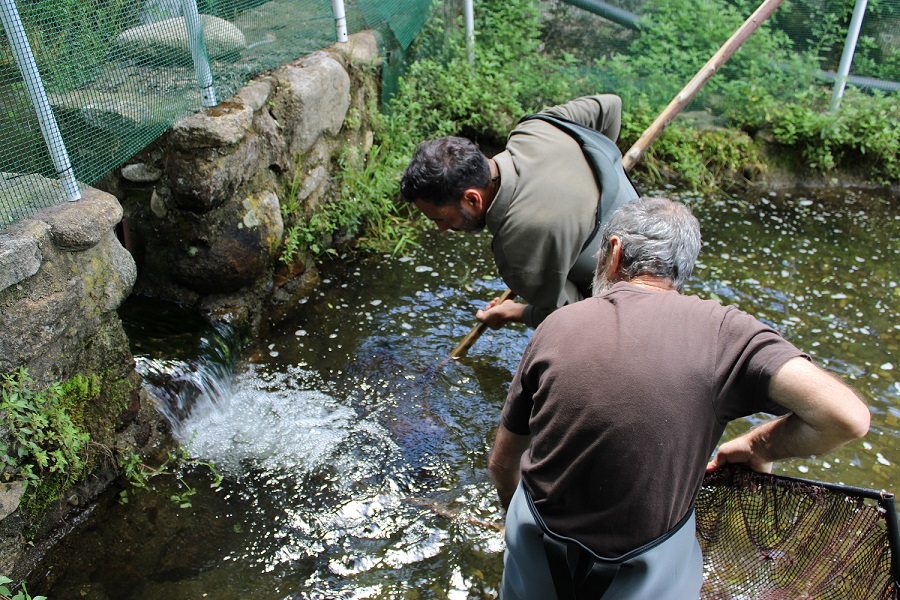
left=33, top=186, right=899, bottom=598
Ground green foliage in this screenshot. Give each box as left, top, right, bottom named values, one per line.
left=0, top=368, right=89, bottom=490
left=764, top=87, right=900, bottom=182
left=0, top=576, right=45, bottom=600
left=388, top=0, right=582, bottom=143
left=596, top=0, right=816, bottom=120
left=279, top=143, right=419, bottom=262
left=620, top=96, right=766, bottom=190
left=336, top=144, right=420, bottom=256
left=547, top=0, right=898, bottom=186
left=771, top=0, right=900, bottom=81
left=117, top=444, right=222, bottom=509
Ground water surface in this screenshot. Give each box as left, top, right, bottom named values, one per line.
left=35, top=186, right=899, bottom=598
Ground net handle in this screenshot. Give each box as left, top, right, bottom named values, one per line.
left=882, top=493, right=900, bottom=589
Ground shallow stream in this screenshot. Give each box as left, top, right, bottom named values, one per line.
left=34, top=186, right=899, bottom=599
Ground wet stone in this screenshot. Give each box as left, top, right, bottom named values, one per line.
left=0, top=481, right=26, bottom=521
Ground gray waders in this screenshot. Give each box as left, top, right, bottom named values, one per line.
left=501, top=481, right=703, bottom=600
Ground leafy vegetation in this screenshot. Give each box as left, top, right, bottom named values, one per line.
left=0, top=576, right=44, bottom=600
left=279, top=134, right=421, bottom=263
left=117, top=444, right=222, bottom=508
left=278, top=0, right=898, bottom=260
left=1, top=367, right=217, bottom=515
left=763, top=87, right=900, bottom=180
left=0, top=369, right=90, bottom=491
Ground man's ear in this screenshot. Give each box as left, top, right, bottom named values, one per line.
left=460, top=189, right=484, bottom=212
left=607, top=235, right=623, bottom=277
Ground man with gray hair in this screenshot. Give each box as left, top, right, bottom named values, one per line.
left=489, top=197, right=870, bottom=599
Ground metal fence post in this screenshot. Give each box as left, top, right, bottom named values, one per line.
left=830, top=0, right=869, bottom=111
left=331, top=0, right=349, bottom=43
left=465, top=0, right=474, bottom=65
left=182, top=0, right=218, bottom=107
left=0, top=0, right=81, bottom=201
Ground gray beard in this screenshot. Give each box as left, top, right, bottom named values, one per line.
left=592, top=270, right=614, bottom=296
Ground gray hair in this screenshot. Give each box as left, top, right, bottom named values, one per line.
left=593, top=197, right=701, bottom=293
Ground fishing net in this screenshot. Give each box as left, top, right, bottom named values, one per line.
left=697, top=465, right=900, bottom=599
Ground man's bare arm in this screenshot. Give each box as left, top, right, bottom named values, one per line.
left=708, top=357, right=870, bottom=473
left=489, top=424, right=532, bottom=510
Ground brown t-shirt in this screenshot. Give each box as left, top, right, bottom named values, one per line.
left=501, top=282, right=805, bottom=557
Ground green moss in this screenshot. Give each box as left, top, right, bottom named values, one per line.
left=20, top=471, right=69, bottom=513
left=1, top=368, right=133, bottom=513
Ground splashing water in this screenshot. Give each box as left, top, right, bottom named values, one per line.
left=35, top=186, right=899, bottom=599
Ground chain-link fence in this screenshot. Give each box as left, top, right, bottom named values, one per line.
left=541, top=0, right=899, bottom=111
left=0, top=0, right=432, bottom=228
left=2, top=0, right=898, bottom=228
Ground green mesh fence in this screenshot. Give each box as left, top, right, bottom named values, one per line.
left=698, top=466, right=899, bottom=599
left=2, top=0, right=898, bottom=225
left=0, top=0, right=432, bottom=228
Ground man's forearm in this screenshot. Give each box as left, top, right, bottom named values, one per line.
left=709, top=357, right=870, bottom=473
left=488, top=425, right=531, bottom=510
left=714, top=412, right=860, bottom=473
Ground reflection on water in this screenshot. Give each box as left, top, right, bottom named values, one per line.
left=691, top=187, right=898, bottom=487
left=36, top=187, right=898, bottom=598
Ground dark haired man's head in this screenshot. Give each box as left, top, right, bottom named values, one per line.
left=401, top=136, right=493, bottom=232
left=400, top=137, right=491, bottom=207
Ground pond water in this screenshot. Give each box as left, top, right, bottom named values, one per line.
left=33, top=186, right=898, bottom=599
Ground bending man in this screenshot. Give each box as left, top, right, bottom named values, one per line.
left=489, top=197, right=871, bottom=599
left=400, top=94, right=624, bottom=328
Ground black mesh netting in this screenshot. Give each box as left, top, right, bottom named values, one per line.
left=698, top=466, right=899, bottom=599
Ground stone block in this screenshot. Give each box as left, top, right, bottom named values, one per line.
left=333, top=30, right=382, bottom=68
left=235, top=79, right=274, bottom=112
left=167, top=135, right=262, bottom=212
left=0, top=482, right=26, bottom=522
left=122, top=163, right=163, bottom=184
left=41, top=188, right=124, bottom=252
left=273, top=52, right=350, bottom=155
left=114, top=15, right=246, bottom=64
left=0, top=221, right=45, bottom=290
left=170, top=101, right=255, bottom=150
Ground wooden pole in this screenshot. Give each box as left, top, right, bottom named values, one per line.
left=622, top=0, right=786, bottom=171
left=449, top=289, right=515, bottom=359
left=450, top=0, right=786, bottom=358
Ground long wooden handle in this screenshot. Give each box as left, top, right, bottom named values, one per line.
left=622, top=0, right=786, bottom=171
left=450, top=0, right=785, bottom=358
left=450, top=289, right=516, bottom=359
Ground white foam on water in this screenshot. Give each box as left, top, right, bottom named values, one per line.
left=169, top=364, right=398, bottom=480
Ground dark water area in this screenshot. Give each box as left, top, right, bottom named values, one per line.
left=33, top=186, right=898, bottom=599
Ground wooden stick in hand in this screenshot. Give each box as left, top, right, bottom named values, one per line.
left=450, top=288, right=516, bottom=359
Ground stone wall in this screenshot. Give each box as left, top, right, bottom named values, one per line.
left=0, top=187, right=169, bottom=578
left=0, top=30, right=383, bottom=579
left=106, top=30, right=382, bottom=331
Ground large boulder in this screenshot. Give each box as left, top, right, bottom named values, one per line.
left=270, top=52, right=351, bottom=156
left=0, top=189, right=136, bottom=379
left=130, top=188, right=283, bottom=296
